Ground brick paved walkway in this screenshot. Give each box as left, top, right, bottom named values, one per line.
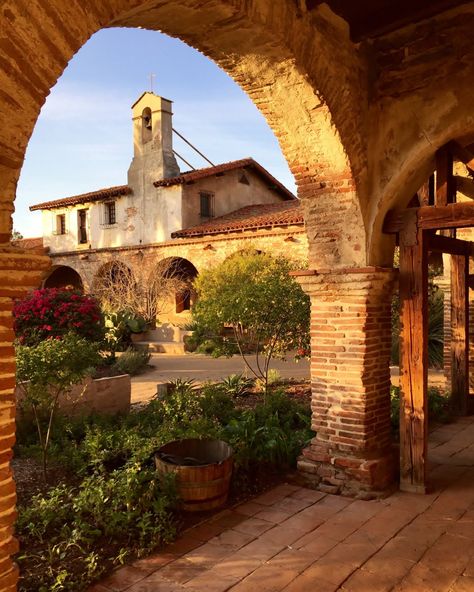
left=91, top=416, right=474, bottom=592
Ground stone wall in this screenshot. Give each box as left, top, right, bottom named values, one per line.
left=48, top=225, right=308, bottom=287
left=16, top=374, right=131, bottom=418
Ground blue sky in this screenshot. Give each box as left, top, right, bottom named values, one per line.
left=14, top=28, right=295, bottom=237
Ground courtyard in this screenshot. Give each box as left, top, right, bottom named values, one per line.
left=130, top=354, right=310, bottom=404
left=91, top=416, right=474, bottom=592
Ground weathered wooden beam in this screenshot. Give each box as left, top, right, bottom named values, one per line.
left=427, top=233, right=474, bottom=256
left=448, top=140, right=474, bottom=174
left=417, top=181, right=430, bottom=207
left=384, top=201, right=474, bottom=234
left=454, top=175, right=474, bottom=200
left=451, top=254, right=469, bottom=416
left=399, top=226, right=428, bottom=494
left=436, top=147, right=455, bottom=206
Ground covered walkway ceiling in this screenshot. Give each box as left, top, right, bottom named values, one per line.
left=308, top=0, right=473, bottom=40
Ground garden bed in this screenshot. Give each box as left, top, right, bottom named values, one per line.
left=14, top=379, right=312, bottom=592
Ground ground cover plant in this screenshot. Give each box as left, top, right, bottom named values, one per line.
left=15, top=379, right=312, bottom=592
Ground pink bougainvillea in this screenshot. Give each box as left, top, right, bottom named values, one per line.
left=13, top=288, right=104, bottom=345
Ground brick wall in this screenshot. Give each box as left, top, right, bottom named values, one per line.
left=0, top=247, right=50, bottom=592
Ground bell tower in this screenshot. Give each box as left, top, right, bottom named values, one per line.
left=127, top=92, right=180, bottom=189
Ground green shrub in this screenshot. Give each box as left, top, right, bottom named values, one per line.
left=221, top=374, right=254, bottom=398
left=16, top=334, right=101, bottom=479
left=16, top=378, right=312, bottom=592
left=113, top=348, right=151, bottom=376
left=199, top=384, right=237, bottom=424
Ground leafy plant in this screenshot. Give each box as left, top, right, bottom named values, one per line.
left=16, top=378, right=312, bottom=591
left=113, top=348, right=151, bottom=376
left=13, top=288, right=104, bottom=346
left=221, top=374, right=254, bottom=398
left=199, top=384, right=237, bottom=424
left=127, top=315, right=147, bottom=334
left=16, top=333, right=101, bottom=479
left=192, top=250, right=310, bottom=396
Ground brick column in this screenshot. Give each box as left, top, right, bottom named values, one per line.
left=295, top=267, right=397, bottom=498
left=0, top=247, right=49, bottom=592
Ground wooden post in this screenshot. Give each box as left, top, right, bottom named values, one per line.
left=436, top=147, right=455, bottom=206
left=399, top=223, right=428, bottom=493
left=451, top=254, right=469, bottom=415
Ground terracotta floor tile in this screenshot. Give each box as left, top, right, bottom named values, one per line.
left=210, top=528, right=256, bottom=549
left=158, top=557, right=207, bottom=584
left=253, top=507, right=293, bottom=524
left=185, top=540, right=234, bottom=568
left=100, top=566, right=150, bottom=591
left=127, top=574, right=184, bottom=592
left=184, top=571, right=241, bottom=591
left=271, top=496, right=313, bottom=514
left=233, top=500, right=267, bottom=517
left=450, top=575, right=474, bottom=592
left=233, top=517, right=274, bottom=537
left=290, top=489, right=326, bottom=503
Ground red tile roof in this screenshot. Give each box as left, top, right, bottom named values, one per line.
left=12, top=237, right=45, bottom=251
left=171, top=201, right=304, bottom=238
left=154, top=158, right=296, bottom=201
left=30, top=185, right=132, bottom=211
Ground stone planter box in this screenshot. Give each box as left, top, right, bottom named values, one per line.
left=16, top=373, right=131, bottom=417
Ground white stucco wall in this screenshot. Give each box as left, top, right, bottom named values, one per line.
left=181, top=168, right=290, bottom=230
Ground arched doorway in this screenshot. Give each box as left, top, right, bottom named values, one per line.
left=156, top=257, right=198, bottom=319
left=92, top=260, right=133, bottom=312
left=43, top=265, right=84, bottom=291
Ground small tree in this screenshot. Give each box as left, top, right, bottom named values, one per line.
left=13, top=288, right=104, bottom=346
left=92, top=259, right=188, bottom=327
left=192, top=251, right=310, bottom=395
left=16, top=333, right=101, bottom=480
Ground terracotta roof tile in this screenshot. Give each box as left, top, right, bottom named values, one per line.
left=12, top=237, right=46, bottom=252
left=171, top=201, right=304, bottom=238
left=154, top=158, right=295, bottom=201
left=30, top=185, right=132, bottom=211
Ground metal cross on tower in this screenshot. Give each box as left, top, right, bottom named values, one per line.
left=149, top=73, right=156, bottom=93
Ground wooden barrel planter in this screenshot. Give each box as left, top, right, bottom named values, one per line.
left=155, top=439, right=233, bottom=512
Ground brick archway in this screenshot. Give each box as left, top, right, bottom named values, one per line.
left=12, top=2, right=474, bottom=587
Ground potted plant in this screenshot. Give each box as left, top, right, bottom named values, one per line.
left=127, top=315, right=149, bottom=343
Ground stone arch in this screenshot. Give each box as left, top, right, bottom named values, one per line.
left=43, top=264, right=84, bottom=291
left=156, top=256, right=199, bottom=315
left=92, top=259, right=134, bottom=310
left=366, top=5, right=474, bottom=266
left=1, top=0, right=367, bottom=268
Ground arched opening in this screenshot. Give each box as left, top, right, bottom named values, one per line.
left=92, top=260, right=134, bottom=312
left=156, top=256, right=198, bottom=317
left=1, top=3, right=368, bottom=587
left=43, top=265, right=84, bottom=291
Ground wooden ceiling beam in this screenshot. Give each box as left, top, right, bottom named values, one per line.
left=384, top=201, right=474, bottom=233
left=454, top=175, right=474, bottom=200
left=448, top=141, right=474, bottom=174
left=427, top=233, right=474, bottom=256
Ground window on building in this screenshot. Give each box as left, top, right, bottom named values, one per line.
left=239, top=173, right=250, bottom=185
left=200, top=192, right=214, bottom=218
left=56, top=214, right=66, bottom=235
left=104, top=201, right=116, bottom=225
left=78, top=209, right=88, bottom=244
